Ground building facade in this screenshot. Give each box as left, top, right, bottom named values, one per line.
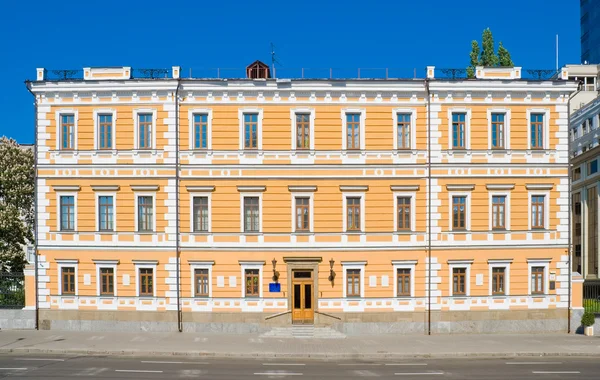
left=26, top=64, right=580, bottom=334
left=581, top=0, right=600, bottom=64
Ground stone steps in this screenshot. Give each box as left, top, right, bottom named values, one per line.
left=261, top=326, right=346, bottom=339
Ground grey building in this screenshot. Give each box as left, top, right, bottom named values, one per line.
left=581, top=0, right=600, bottom=64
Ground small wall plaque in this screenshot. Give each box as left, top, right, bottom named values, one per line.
left=269, top=283, right=281, bottom=292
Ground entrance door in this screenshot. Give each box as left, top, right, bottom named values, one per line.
left=291, top=270, right=314, bottom=324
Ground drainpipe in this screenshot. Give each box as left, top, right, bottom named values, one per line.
left=567, top=82, right=583, bottom=334
left=25, top=81, right=39, bottom=330
left=425, top=78, right=432, bottom=335
left=175, top=79, right=182, bottom=332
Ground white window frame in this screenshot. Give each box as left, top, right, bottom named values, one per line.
left=342, top=261, right=366, bottom=298
left=190, top=192, right=212, bottom=233
left=291, top=192, right=314, bottom=233
left=57, top=192, right=78, bottom=232
left=94, top=260, right=118, bottom=297
left=526, top=109, right=550, bottom=150
left=392, top=108, right=417, bottom=150
left=55, top=109, right=79, bottom=150
left=393, top=192, right=416, bottom=232
left=189, top=261, right=214, bottom=298
left=134, top=260, right=158, bottom=297
left=392, top=260, right=417, bottom=298
left=341, top=108, right=366, bottom=150
left=448, top=192, right=471, bottom=231
left=93, top=109, right=117, bottom=150
left=488, top=191, right=511, bottom=231
left=133, top=108, right=157, bottom=150
left=238, top=108, right=264, bottom=150
left=342, top=192, right=366, bottom=233
left=488, top=259, right=512, bottom=296
left=240, top=193, right=263, bottom=233
left=448, top=259, right=473, bottom=297
left=56, top=259, right=79, bottom=296
left=95, top=192, right=117, bottom=232
left=447, top=108, right=472, bottom=150
left=240, top=261, right=264, bottom=298
left=290, top=108, right=315, bottom=150
left=135, top=193, right=156, bottom=233
left=487, top=108, right=511, bottom=150
left=188, top=108, right=213, bottom=150
left=527, top=191, right=550, bottom=230
left=527, top=258, right=550, bottom=295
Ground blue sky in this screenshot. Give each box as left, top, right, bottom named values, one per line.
left=0, top=0, right=580, bottom=144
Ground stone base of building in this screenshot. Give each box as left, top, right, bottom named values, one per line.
left=0, top=309, right=36, bottom=330
left=38, top=309, right=575, bottom=335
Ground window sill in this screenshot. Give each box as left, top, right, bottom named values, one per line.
left=292, top=231, right=314, bottom=236
left=344, top=231, right=364, bottom=235
left=449, top=230, right=470, bottom=234
left=394, top=230, right=414, bottom=235
left=450, top=295, right=468, bottom=299
left=491, top=228, right=507, bottom=233
left=96, top=231, right=116, bottom=234
left=395, top=295, right=412, bottom=300
left=190, top=231, right=211, bottom=235
left=57, top=231, right=77, bottom=234
left=193, top=296, right=210, bottom=299
left=530, top=229, right=549, bottom=232
left=242, top=232, right=262, bottom=236
left=135, top=231, right=156, bottom=235
left=491, top=294, right=508, bottom=298
left=490, top=149, right=508, bottom=153
left=530, top=294, right=547, bottom=298
left=99, top=294, right=115, bottom=298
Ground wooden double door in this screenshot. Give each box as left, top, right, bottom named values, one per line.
left=291, top=270, right=314, bottom=324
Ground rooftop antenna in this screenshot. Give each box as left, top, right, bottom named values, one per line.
left=556, top=34, right=559, bottom=72
left=271, top=42, right=282, bottom=78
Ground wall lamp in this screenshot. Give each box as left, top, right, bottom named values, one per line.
left=272, top=258, right=280, bottom=282
left=328, top=258, right=336, bottom=282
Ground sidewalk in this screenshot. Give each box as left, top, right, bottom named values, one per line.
left=1, top=330, right=599, bottom=359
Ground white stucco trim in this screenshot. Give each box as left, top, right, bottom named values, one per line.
left=341, top=108, right=366, bottom=150
left=134, top=261, right=157, bottom=297
left=188, top=108, right=213, bottom=150
left=526, top=108, right=550, bottom=150
left=189, top=261, right=214, bottom=298
left=56, top=192, right=78, bottom=232
left=527, top=258, right=551, bottom=295
left=392, top=260, right=417, bottom=297
left=392, top=108, right=417, bottom=150
left=290, top=192, right=314, bottom=233
left=238, top=108, right=264, bottom=150
left=342, top=192, right=366, bottom=233
left=133, top=108, right=157, bottom=150
left=134, top=192, right=156, bottom=232
left=240, top=261, right=264, bottom=298
left=447, top=108, right=472, bottom=150
left=448, top=192, right=471, bottom=231
left=393, top=191, right=417, bottom=232
left=190, top=193, right=212, bottom=233
left=488, top=259, right=512, bottom=296
left=527, top=191, right=550, bottom=230
left=488, top=191, right=511, bottom=231
left=239, top=193, right=263, bottom=233
left=486, top=108, right=511, bottom=150
left=94, top=260, right=118, bottom=297
left=448, top=260, right=473, bottom=297
left=94, top=192, right=116, bottom=232
left=56, top=259, right=79, bottom=296
left=93, top=108, right=117, bottom=150
left=341, top=261, right=366, bottom=298
left=55, top=109, right=79, bottom=150
left=290, top=107, right=315, bottom=150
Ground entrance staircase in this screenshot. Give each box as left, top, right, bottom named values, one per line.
left=261, top=325, right=346, bottom=339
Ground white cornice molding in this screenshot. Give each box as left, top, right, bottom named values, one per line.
left=487, top=259, right=514, bottom=264
left=186, top=186, right=215, bottom=193
left=91, top=185, right=120, bottom=191
left=341, top=261, right=368, bottom=265
left=238, top=260, right=266, bottom=265
left=446, top=184, right=475, bottom=191
left=132, top=260, right=158, bottom=265
left=339, top=185, right=369, bottom=192
left=526, top=258, right=552, bottom=263
left=55, top=259, right=79, bottom=264
left=390, top=185, right=420, bottom=191
left=52, top=185, right=81, bottom=192
left=187, top=260, right=215, bottom=265
left=92, top=259, right=120, bottom=265
left=391, top=260, right=418, bottom=265
left=130, top=185, right=160, bottom=191
left=447, top=259, right=474, bottom=264
left=525, top=183, right=554, bottom=190
left=288, top=185, right=317, bottom=192
left=485, top=184, right=515, bottom=190
left=237, top=186, right=266, bottom=192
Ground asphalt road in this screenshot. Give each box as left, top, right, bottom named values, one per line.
left=0, top=354, right=597, bottom=379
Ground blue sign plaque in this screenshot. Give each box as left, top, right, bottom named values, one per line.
left=269, top=283, right=281, bottom=292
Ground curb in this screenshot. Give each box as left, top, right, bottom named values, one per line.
left=1, top=348, right=599, bottom=360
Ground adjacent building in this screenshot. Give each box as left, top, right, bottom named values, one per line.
left=581, top=0, right=600, bottom=64
left=25, top=63, right=580, bottom=334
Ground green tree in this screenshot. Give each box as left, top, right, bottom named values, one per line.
left=497, top=42, right=514, bottom=67
left=467, top=40, right=481, bottom=79
left=0, top=137, right=34, bottom=273
left=480, top=28, right=499, bottom=67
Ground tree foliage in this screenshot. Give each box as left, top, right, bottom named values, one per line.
left=0, top=137, right=34, bottom=272
left=467, top=28, right=514, bottom=78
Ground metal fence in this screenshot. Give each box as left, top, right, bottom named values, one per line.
left=583, top=280, right=600, bottom=313
left=0, top=272, right=25, bottom=309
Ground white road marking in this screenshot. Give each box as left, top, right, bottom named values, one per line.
left=194, top=337, right=208, bottom=342
left=74, top=368, right=108, bottom=376
left=352, top=369, right=381, bottom=377
left=0, top=368, right=28, bottom=371
left=141, top=361, right=186, bottom=364
left=506, top=362, right=563, bottom=365
left=339, top=363, right=382, bottom=366
left=180, top=369, right=207, bottom=378
left=263, top=363, right=306, bottom=366
left=115, top=369, right=164, bottom=373
left=532, top=371, right=581, bottom=374
left=386, top=363, right=428, bottom=366
left=254, top=372, right=303, bottom=376
left=395, top=372, right=444, bottom=376
left=15, top=358, right=65, bottom=362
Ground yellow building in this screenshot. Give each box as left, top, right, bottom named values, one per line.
left=24, top=63, right=583, bottom=334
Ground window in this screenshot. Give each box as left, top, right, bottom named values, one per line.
left=244, top=113, right=258, bottom=149
left=491, top=267, right=505, bottom=295
left=530, top=113, right=544, bottom=149
left=100, top=268, right=114, bottom=296
left=138, top=113, right=153, bottom=149
left=139, top=268, right=154, bottom=296
left=192, top=197, right=209, bottom=232
left=397, top=197, right=411, bottom=231
left=98, top=114, right=112, bottom=149
left=531, top=266, right=544, bottom=294
left=60, top=114, right=75, bottom=150
left=573, top=167, right=581, bottom=181
left=194, top=269, right=209, bottom=297
left=137, top=196, right=154, bottom=232
left=60, top=195, right=75, bottom=231
left=452, top=268, right=466, bottom=296
left=589, top=160, right=598, bottom=175
left=346, top=197, right=361, bottom=231
left=296, top=113, right=310, bottom=149
left=295, top=197, right=310, bottom=232
left=491, top=196, right=506, bottom=230
left=62, top=267, right=75, bottom=295
left=531, top=195, right=545, bottom=229
left=193, top=114, right=208, bottom=149
left=346, top=113, right=361, bottom=150
left=243, top=197, right=260, bottom=232
left=346, top=269, right=361, bottom=297
left=452, top=113, right=466, bottom=149
left=491, top=113, right=505, bottom=149
left=452, top=196, right=466, bottom=230
left=397, top=268, right=411, bottom=296
left=244, top=269, right=260, bottom=297
left=98, top=196, right=114, bottom=231
left=397, top=113, right=411, bottom=150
